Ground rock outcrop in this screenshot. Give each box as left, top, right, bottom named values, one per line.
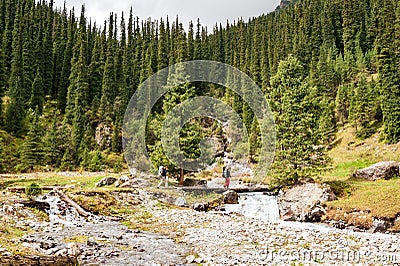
left=114, top=175, right=130, bottom=187
left=352, top=161, right=399, bottom=181
left=278, top=182, right=336, bottom=222
left=222, top=190, right=239, bottom=204
left=174, top=197, right=188, bottom=207
left=95, top=177, right=116, bottom=187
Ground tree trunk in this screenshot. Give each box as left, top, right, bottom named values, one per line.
left=179, top=168, right=184, bottom=186
left=54, top=188, right=91, bottom=217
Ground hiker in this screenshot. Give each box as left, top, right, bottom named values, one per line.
left=223, top=166, right=231, bottom=189
left=157, top=165, right=168, bottom=188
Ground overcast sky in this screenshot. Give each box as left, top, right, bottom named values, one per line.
left=54, top=0, right=281, bottom=30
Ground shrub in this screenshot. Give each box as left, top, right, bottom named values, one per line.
left=25, top=183, right=42, bottom=197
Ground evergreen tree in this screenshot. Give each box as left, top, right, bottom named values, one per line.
left=349, top=76, right=377, bottom=139
left=58, top=10, right=76, bottom=112
left=335, top=84, right=351, bottom=126
left=52, top=8, right=68, bottom=99
left=44, top=114, right=62, bottom=167
left=19, top=111, right=44, bottom=172
left=270, top=55, right=326, bottom=185
left=375, top=0, right=400, bottom=143
left=0, top=47, right=4, bottom=121
left=99, top=13, right=117, bottom=123
left=29, top=69, right=44, bottom=114
left=5, top=7, right=25, bottom=135
left=1, top=0, right=16, bottom=76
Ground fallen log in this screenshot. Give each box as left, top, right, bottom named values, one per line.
left=53, top=188, right=92, bottom=218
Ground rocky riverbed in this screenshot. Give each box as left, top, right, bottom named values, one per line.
left=1, top=180, right=400, bottom=265
left=152, top=208, right=400, bottom=265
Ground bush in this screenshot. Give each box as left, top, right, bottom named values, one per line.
left=87, top=150, right=105, bottom=172
left=25, top=183, right=42, bottom=197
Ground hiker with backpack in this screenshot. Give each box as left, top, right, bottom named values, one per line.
left=157, top=165, right=169, bottom=188
left=222, top=165, right=231, bottom=189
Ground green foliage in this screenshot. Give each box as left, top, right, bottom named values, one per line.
left=18, top=111, right=44, bottom=172
left=349, top=76, right=378, bottom=139
left=87, top=150, right=105, bottom=172
left=0, top=0, right=398, bottom=175
left=269, top=55, right=327, bottom=186
left=25, top=183, right=42, bottom=197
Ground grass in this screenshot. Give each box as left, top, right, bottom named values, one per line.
left=323, top=160, right=375, bottom=181
left=321, top=127, right=400, bottom=231
left=65, top=235, right=89, bottom=243
left=326, top=178, right=400, bottom=219
left=323, top=126, right=400, bottom=181
left=0, top=172, right=119, bottom=191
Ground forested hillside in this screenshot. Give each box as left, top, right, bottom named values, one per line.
left=0, top=0, right=399, bottom=185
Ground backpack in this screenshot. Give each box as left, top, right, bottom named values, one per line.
left=158, top=166, right=164, bottom=176
left=223, top=167, right=229, bottom=178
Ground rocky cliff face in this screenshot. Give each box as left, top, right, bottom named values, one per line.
left=277, top=0, right=298, bottom=10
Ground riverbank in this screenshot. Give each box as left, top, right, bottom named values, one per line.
left=1, top=189, right=399, bottom=265
left=1, top=171, right=400, bottom=265
left=150, top=207, right=400, bottom=265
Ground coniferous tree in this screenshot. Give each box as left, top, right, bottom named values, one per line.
left=335, top=84, right=351, bottom=126
left=349, top=76, right=376, bottom=138
left=19, top=111, right=44, bottom=172
left=0, top=47, right=4, bottom=121
left=44, top=114, right=62, bottom=167
left=5, top=7, right=25, bottom=135
left=270, top=55, right=326, bottom=185
left=58, top=10, right=76, bottom=112
left=375, top=0, right=400, bottom=143
left=42, top=1, right=54, bottom=96
left=1, top=0, right=15, bottom=76
left=52, top=7, right=68, bottom=99
left=70, top=43, right=90, bottom=164
left=99, top=13, right=117, bottom=123
left=29, top=69, right=44, bottom=114
left=88, top=29, right=103, bottom=109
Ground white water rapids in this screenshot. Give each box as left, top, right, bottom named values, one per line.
left=224, top=192, right=280, bottom=222
left=224, top=192, right=335, bottom=232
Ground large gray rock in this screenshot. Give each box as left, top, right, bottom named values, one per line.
left=174, top=197, right=188, bottom=207
left=95, top=177, right=116, bottom=187
left=114, top=175, right=130, bottom=187
left=278, top=182, right=336, bottom=222
left=371, top=218, right=387, bottom=233
left=352, top=161, right=399, bottom=181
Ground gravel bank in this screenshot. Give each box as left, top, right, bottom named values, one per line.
left=152, top=208, right=400, bottom=265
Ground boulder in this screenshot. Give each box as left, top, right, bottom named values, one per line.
left=278, top=182, right=336, bottom=222
left=192, top=202, right=208, bottom=212
left=352, top=161, right=399, bottom=181
left=222, top=190, right=239, bottom=204
left=307, top=205, right=326, bottom=222
left=174, top=197, right=188, bottom=207
left=371, top=218, right=387, bottom=233
left=186, top=255, right=196, bottom=263
left=95, top=177, right=116, bottom=187
left=114, top=175, right=130, bottom=187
